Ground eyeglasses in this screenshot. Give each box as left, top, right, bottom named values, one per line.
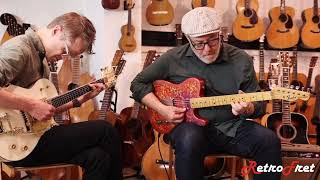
left=61, top=39, right=70, bottom=58
left=191, top=37, right=220, bottom=50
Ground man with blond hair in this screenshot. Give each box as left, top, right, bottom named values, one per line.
left=0, top=12, right=122, bottom=180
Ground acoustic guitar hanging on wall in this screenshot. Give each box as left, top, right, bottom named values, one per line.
left=119, top=0, right=137, bottom=52
left=146, top=0, right=174, bottom=26
left=232, top=0, right=264, bottom=42
left=301, top=0, right=320, bottom=49
left=266, top=0, right=299, bottom=49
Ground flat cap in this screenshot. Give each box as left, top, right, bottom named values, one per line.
left=181, top=7, right=222, bottom=37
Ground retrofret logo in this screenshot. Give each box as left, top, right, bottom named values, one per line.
left=241, top=161, right=316, bottom=176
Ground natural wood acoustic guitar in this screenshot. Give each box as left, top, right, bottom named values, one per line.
left=266, top=0, right=299, bottom=49
left=146, top=0, right=174, bottom=26
left=58, top=56, right=97, bottom=123
left=119, top=50, right=157, bottom=168
left=301, top=0, right=320, bottom=49
left=191, top=0, right=215, bottom=9
left=119, top=0, right=137, bottom=52
left=296, top=57, right=318, bottom=144
left=88, top=50, right=124, bottom=125
left=232, top=0, right=264, bottom=42
left=0, top=13, right=30, bottom=44
left=256, top=34, right=269, bottom=91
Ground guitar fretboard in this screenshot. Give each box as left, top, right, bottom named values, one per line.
left=50, top=79, right=104, bottom=108
left=190, top=91, right=271, bottom=108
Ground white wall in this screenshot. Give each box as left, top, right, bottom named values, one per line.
left=1, top=0, right=319, bottom=114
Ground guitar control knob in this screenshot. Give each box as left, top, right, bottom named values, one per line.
left=10, top=144, right=16, bottom=149
left=22, top=145, right=28, bottom=151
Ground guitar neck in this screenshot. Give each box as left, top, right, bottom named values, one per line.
left=127, top=7, right=132, bottom=35
left=259, top=40, right=265, bottom=81
left=99, top=89, right=114, bottom=119
left=313, top=76, right=320, bottom=118
left=314, top=0, right=319, bottom=16
left=280, top=0, right=286, bottom=14
left=292, top=47, right=298, bottom=80
left=282, top=65, right=291, bottom=125
left=50, top=79, right=104, bottom=108
left=190, top=91, right=271, bottom=108
left=72, top=57, right=81, bottom=84
left=244, top=0, right=250, bottom=10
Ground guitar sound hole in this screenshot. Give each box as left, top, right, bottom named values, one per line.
left=279, top=125, right=295, bottom=139
left=244, top=9, right=253, bottom=17
left=279, top=14, right=288, bottom=23
left=312, top=16, right=320, bottom=23
left=67, top=83, right=79, bottom=91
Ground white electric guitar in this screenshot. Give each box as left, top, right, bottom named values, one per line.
left=0, top=67, right=115, bottom=162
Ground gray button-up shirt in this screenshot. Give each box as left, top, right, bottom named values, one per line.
left=0, top=28, right=49, bottom=88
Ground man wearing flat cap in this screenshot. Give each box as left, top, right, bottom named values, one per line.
left=131, top=7, right=281, bottom=180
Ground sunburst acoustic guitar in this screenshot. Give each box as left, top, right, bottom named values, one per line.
left=232, top=0, right=264, bottom=42
left=266, top=0, right=299, bottom=49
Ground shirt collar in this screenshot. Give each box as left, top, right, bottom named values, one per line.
left=25, top=28, right=46, bottom=56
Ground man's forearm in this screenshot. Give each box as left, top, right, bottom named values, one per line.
left=141, top=93, right=166, bottom=114
left=0, top=88, right=33, bottom=111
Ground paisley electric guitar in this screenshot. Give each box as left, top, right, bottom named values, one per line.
left=150, top=77, right=310, bottom=134
left=232, top=0, right=264, bottom=42
left=266, top=0, right=299, bottom=49
left=0, top=68, right=115, bottom=162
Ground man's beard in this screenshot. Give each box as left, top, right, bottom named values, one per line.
left=187, top=37, right=221, bottom=64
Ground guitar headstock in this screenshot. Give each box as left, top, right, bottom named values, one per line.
left=111, top=50, right=124, bottom=67
left=278, top=51, right=292, bottom=68
left=0, top=13, right=30, bottom=36
left=268, top=58, right=281, bottom=89
left=310, top=56, right=318, bottom=68
left=220, top=26, right=229, bottom=43
left=143, top=50, right=157, bottom=68
left=175, top=24, right=182, bottom=40
left=101, top=66, right=116, bottom=88
left=124, top=0, right=135, bottom=10
left=114, top=59, right=126, bottom=77
left=271, top=87, right=310, bottom=101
